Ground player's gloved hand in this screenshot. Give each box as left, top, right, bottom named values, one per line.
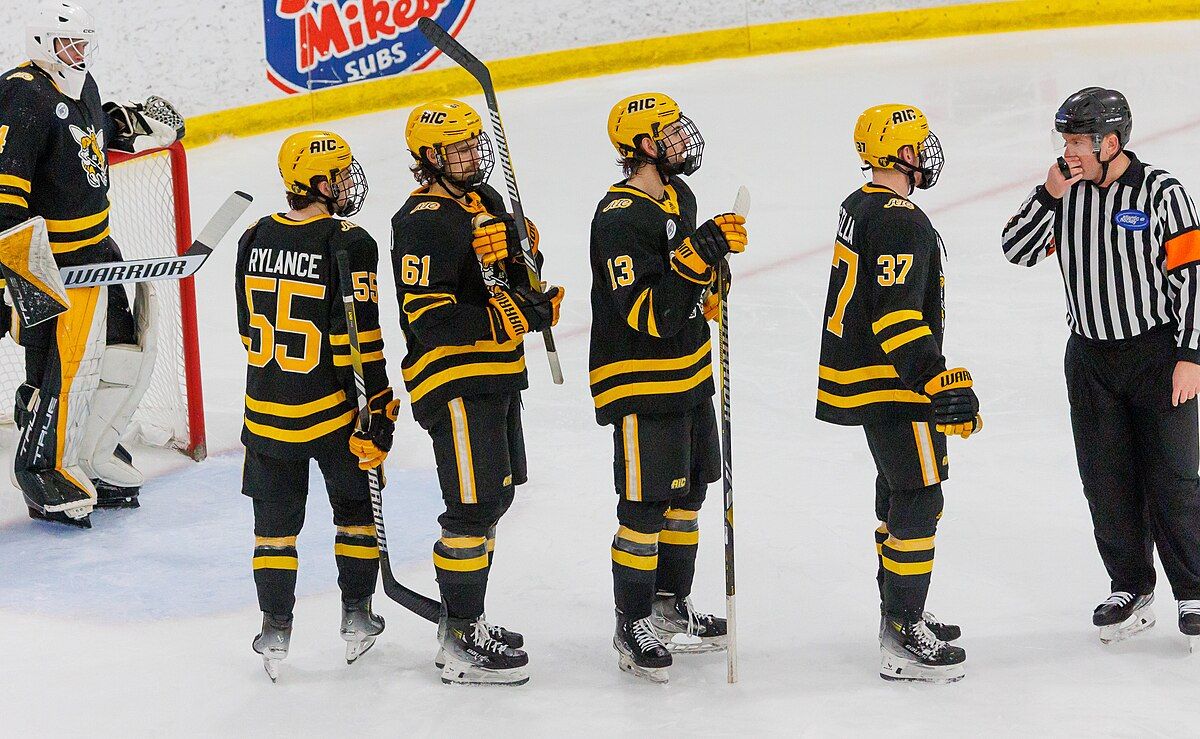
left=103, top=96, right=185, bottom=154
left=471, top=214, right=518, bottom=266
left=702, top=261, right=732, bottom=321
left=671, top=214, right=747, bottom=283
left=349, top=388, right=401, bottom=470
left=923, top=368, right=982, bottom=438
left=488, top=283, right=564, bottom=341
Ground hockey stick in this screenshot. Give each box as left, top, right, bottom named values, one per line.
left=418, top=17, right=564, bottom=385
left=334, top=249, right=441, bottom=624
left=720, top=186, right=750, bottom=684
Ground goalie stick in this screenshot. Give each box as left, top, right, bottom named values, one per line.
left=334, top=249, right=442, bottom=623
left=720, top=186, right=750, bottom=684
left=418, top=16, right=564, bottom=385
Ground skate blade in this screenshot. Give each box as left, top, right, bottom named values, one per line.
left=1099, top=607, right=1155, bottom=644
left=664, top=633, right=727, bottom=654
left=344, top=635, right=377, bottom=664
left=94, top=496, right=139, bottom=510
left=263, top=657, right=281, bottom=682
left=879, top=647, right=965, bottom=684
left=440, top=659, right=529, bottom=686
left=617, top=654, right=669, bottom=684
left=435, top=647, right=446, bottom=669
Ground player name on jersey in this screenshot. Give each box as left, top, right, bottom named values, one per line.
left=245, top=247, right=322, bottom=279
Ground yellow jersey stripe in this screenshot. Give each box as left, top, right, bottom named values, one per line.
left=590, top=341, right=712, bottom=385
left=884, top=535, right=935, bottom=553
left=0, top=174, right=32, bottom=192
left=646, top=290, right=660, bottom=338
left=334, top=543, right=380, bottom=560
left=50, top=227, right=111, bottom=253
left=611, top=547, right=658, bottom=571
left=0, top=193, right=28, bottom=208
left=333, top=351, right=384, bottom=366
left=871, top=309, right=923, bottom=334
left=626, top=288, right=650, bottom=331
left=44, top=207, right=109, bottom=232
left=329, top=329, right=382, bottom=346
left=592, top=364, right=712, bottom=409
left=402, top=339, right=520, bottom=381
left=244, top=409, right=355, bottom=443
left=271, top=213, right=330, bottom=226
left=881, top=326, right=933, bottom=353
left=408, top=358, right=527, bottom=404
left=881, top=556, right=934, bottom=576
left=816, top=388, right=930, bottom=408
left=246, top=390, right=347, bottom=419
left=406, top=298, right=454, bottom=323
left=818, top=364, right=900, bottom=385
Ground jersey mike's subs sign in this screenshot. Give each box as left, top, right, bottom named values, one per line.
left=263, top=0, right=475, bottom=94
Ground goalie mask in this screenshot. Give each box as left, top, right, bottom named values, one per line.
left=854, top=104, right=944, bottom=191
left=608, top=92, right=705, bottom=178
left=277, top=131, right=368, bottom=218
left=27, top=2, right=97, bottom=101
left=405, top=99, right=496, bottom=193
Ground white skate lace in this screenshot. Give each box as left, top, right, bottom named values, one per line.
left=485, top=621, right=510, bottom=641
left=632, top=617, right=667, bottom=653
left=1100, top=592, right=1135, bottom=609
left=1180, top=600, right=1200, bottom=617
left=910, top=620, right=944, bottom=656
left=472, top=619, right=509, bottom=655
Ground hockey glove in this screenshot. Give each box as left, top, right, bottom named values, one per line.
left=471, top=214, right=518, bottom=267
left=104, top=96, right=185, bottom=154
left=487, top=284, right=564, bottom=342
left=702, top=261, right=732, bottom=322
left=923, top=368, right=982, bottom=439
left=671, top=214, right=747, bottom=284
left=349, top=388, right=401, bottom=470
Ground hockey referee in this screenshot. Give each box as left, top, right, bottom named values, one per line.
left=1002, top=87, right=1200, bottom=648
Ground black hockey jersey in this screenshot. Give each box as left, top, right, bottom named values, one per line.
left=235, top=213, right=389, bottom=459
left=0, top=63, right=116, bottom=267
left=391, top=183, right=528, bottom=428
left=816, top=184, right=947, bottom=426
left=588, top=177, right=713, bottom=426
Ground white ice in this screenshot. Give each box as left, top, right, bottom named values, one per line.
left=3, top=21, right=1200, bottom=736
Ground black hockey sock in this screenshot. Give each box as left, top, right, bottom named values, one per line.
left=656, top=507, right=700, bottom=598
left=875, top=522, right=889, bottom=608
left=880, top=531, right=935, bottom=618
left=334, top=525, right=379, bottom=602
left=612, top=524, right=659, bottom=621
left=433, top=531, right=489, bottom=620
left=253, top=535, right=298, bottom=616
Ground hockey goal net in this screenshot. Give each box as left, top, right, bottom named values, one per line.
left=0, top=142, right=206, bottom=460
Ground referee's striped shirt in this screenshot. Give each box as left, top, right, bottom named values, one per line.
left=1002, top=151, right=1200, bottom=359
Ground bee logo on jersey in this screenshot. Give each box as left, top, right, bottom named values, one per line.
left=68, top=124, right=108, bottom=189
left=262, top=0, right=475, bottom=95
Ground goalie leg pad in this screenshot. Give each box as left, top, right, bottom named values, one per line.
left=79, top=282, right=159, bottom=490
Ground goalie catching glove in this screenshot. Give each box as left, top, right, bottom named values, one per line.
left=487, top=282, right=564, bottom=342
left=349, top=388, right=401, bottom=470
left=924, top=368, right=982, bottom=438
left=670, top=213, right=747, bottom=284
left=104, top=95, right=185, bottom=154
left=471, top=214, right=539, bottom=266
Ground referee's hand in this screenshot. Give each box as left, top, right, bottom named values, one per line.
left=1045, top=156, right=1085, bottom=198
left=1172, top=361, right=1200, bottom=406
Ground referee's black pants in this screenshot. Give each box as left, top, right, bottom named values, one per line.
left=1065, top=326, right=1200, bottom=600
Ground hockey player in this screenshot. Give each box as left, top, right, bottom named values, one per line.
left=589, top=92, right=745, bottom=683
left=237, top=130, right=397, bottom=682
left=0, top=2, right=184, bottom=526
left=816, top=104, right=979, bottom=683
left=392, top=98, right=563, bottom=685
left=1002, top=88, right=1200, bottom=649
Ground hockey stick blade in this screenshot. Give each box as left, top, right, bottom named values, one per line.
left=733, top=186, right=751, bottom=218
left=334, top=250, right=441, bottom=623
left=59, top=191, right=253, bottom=289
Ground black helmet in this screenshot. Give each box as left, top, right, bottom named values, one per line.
left=1055, top=87, right=1132, bottom=149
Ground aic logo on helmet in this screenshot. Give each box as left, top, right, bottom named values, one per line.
left=263, top=0, right=475, bottom=95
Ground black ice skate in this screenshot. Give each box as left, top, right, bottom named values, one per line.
left=93, top=445, right=140, bottom=509
left=649, top=593, right=728, bottom=653
left=1178, top=600, right=1200, bottom=653
left=614, top=609, right=672, bottom=684
left=20, top=469, right=94, bottom=528
left=880, top=615, right=966, bottom=684
left=439, top=616, right=529, bottom=686
left=1093, top=592, right=1155, bottom=644
left=435, top=615, right=523, bottom=668
left=340, top=596, right=384, bottom=664
left=880, top=611, right=961, bottom=643
left=252, top=612, right=293, bottom=682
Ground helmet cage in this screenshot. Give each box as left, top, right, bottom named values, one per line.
left=431, top=132, right=495, bottom=192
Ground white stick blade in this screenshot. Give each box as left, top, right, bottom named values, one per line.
left=733, top=186, right=751, bottom=217
left=195, top=191, right=253, bottom=250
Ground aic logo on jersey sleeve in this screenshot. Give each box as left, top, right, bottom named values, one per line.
left=263, top=0, right=475, bottom=95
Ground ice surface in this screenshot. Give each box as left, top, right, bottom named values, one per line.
left=3, top=21, right=1200, bottom=736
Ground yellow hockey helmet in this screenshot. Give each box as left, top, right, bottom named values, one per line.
left=608, top=92, right=704, bottom=176
left=405, top=99, right=494, bottom=190
left=853, top=104, right=943, bottom=189
left=277, top=130, right=368, bottom=216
